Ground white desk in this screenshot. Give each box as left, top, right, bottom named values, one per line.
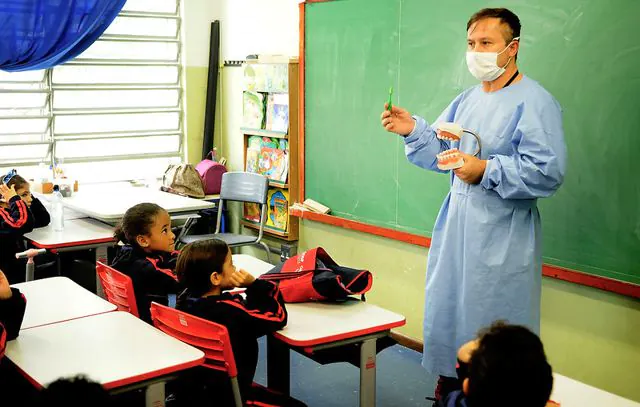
left=233, top=254, right=273, bottom=277
left=6, top=311, right=204, bottom=404
left=12, top=277, right=116, bottom=329
left=40, top=183, right=214, bottom=223
left=24, top=218, right=114, bottom=250
left=551, top=374, right=640, bottom=407
left=24, top=218, right=116, bottom=286
left=234, top=254, right=406, bottom=407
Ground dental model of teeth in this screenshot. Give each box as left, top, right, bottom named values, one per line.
left=436, top=148, right=464, bottom=170
left=436, top=122, right=463, bottom=141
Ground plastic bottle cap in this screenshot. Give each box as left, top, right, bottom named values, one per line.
left=53, top=185, right=59, bottom=191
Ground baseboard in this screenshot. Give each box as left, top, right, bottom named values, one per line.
left=391, top=331, right=422, bottom=353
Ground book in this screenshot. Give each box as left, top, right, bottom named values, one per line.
left=267, top=188, right=289, bottom=232
left=242, top=91, right=266, bottom=129
left=243, top=202, right=261, bottom=224
left=258, top=147, right=289, bottom=183
left=266, top=93, right=289, bottom=132
left=245, top=148, right=259, bottom=173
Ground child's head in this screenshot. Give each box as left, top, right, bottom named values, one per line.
left=1, top=170, right=32, bottom=207
left=463, top=321, right=553, bottom=407
left=176, top=239, right=235, bottom=297
left=37, top=375, right=112, bottom=407
left=113, top=203, right=175, bottom=252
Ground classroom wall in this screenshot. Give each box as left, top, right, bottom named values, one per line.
left=183, top=0, right=640, bottom=402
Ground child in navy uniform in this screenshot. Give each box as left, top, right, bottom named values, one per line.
left=441, top=321, right=554, bottom=407
left=0, top=171, right=50, bottom=283
left=111, top=203, right=179, bottom=323
left=175, top=239, right=306, bottom=407
left=0, top=269, right=26, bottom=361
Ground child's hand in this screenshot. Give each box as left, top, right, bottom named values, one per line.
left=229, top=269, right=256, bottom=288
left=0, top=270, right=13, bottom=300
left=0, top=184, right=17, bottom=202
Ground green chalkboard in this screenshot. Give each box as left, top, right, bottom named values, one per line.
left=304, top=0, right=640, bottom=285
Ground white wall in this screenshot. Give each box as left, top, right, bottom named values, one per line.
left=219, top=0, right=301, bottom=61
left=183, top=0, right=222, bottom=67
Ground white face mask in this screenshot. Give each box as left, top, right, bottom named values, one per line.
left=466, top=37, right=519, bottom=82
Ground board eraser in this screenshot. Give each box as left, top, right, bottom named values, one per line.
left=303, top=198, right=330, bottom=214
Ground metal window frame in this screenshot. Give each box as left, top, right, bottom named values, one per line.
left=1, top=0, right=184, bottom=174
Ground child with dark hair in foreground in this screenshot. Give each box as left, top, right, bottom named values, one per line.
left=441, top=321, right=554, bottom=407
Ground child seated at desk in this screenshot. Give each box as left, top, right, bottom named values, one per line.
left=0, top=269, right=26, bottom=362
left=440, top=321, right=554, bottom=407
left=175, top=239, right=305, bottom=407
left=0, top=170, right=50, bottom=283
left=111, top=203, right=179, bottom=323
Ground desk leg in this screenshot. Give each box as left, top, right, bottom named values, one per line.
left=145, top=381, right=165, bottom=407
left=359, top=338, right=377, bottom=407
left=95, top=247, right=108, bottom=298
left=267, top=335, right=290, bottom=395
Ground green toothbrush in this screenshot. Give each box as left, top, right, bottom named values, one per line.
left=387, top=86, right=393, bottom=111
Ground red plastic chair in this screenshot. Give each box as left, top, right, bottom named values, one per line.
left=96, top=261, right=140, bottom=318
left=150, top=302, right=243, bottom=407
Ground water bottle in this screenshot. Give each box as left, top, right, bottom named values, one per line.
left=51, top=185, right=64, bottom=232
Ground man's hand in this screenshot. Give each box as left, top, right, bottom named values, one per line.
left=229, top=269, right=256, bottom=288
left=380, top=104, right=415, bottom=136
left=0, top=184, right=17, bottom=202
left=0, top=270, right=13, bottom=300
left=453, top=153, right=487, bottom=184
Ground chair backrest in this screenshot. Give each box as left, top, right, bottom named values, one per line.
left=96, top=261, right=140, bottom=318
left=150, top=302, right=238, bottom=378
left=216, top=172, right=269, bottom=240
left=219, top=172, right=268, bottom=204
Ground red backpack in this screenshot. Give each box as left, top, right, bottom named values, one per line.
left=259, top=247, right=373, bottom=303
left=195, top=151, right=227, bottom=195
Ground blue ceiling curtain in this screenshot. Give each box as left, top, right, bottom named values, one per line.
left=0, top=0, right=127, bottom=72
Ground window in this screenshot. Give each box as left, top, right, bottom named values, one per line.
left=0, top=0, right=183, bottom=183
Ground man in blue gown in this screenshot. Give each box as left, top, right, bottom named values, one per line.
left=380, top=8, right=567, bottom=402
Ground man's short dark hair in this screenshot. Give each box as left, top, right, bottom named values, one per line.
left=467, top=8, right=521, bottom=42
left=37, top=376, right=112, bottom=407
left=467, top=322, right=553, bottom=407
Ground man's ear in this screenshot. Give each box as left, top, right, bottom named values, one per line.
left=210, top=272, right=221, bottom=287
left=463, top=378, right=470, bottom=395
left=509, top=39, right=519, bottom=57
left=136, top=235, right=149, bottom=248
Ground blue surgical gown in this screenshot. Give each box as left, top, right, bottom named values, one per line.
left=404, top=76, right=566, bottom=377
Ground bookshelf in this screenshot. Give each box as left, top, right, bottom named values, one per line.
left=241, top=57, right=299, bottom=242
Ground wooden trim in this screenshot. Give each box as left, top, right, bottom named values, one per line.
left=298, top=2, right=306, bottom=203
left=391, top=331, right=422, bottom=353
left=290, top=208, right=431, bottom=247
left=296, top=1, right=639, bottom=299
left=542, top=264, right=640, bottom=299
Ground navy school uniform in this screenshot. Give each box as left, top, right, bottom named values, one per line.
left=0, top=287, right=27, bottom=360
left=110, top=245, right=179, bottom=323
left=177, top=280, right=306, bottom=406
left=0, top=196, right=50, bottom=283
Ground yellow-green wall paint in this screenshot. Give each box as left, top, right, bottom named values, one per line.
left=296, top=219, right=640, bottom=402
